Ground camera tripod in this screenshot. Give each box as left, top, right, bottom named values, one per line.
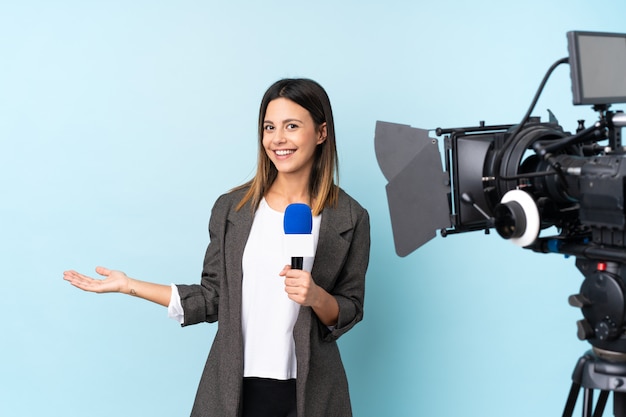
left=563, top=348, right=626, bottom=417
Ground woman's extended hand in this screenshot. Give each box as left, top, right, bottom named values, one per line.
left=63, top=266, right=130, bottom=294
left=63, top=267, right=171, bottom=306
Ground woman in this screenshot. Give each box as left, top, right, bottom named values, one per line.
left=64, top=78, right=370, bottom=417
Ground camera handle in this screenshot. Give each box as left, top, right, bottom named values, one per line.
left=592, top=106, right=626, bottom=153
left=607, top=111, right=626, bottom=152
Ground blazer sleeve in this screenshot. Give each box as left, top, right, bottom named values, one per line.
left=325, top=202, right=370, bottom=342
left=175, top=194, right=228, bottom=326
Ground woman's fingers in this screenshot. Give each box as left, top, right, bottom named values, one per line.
left=63, top=270, right=96, bottom=291
left=63, top=268, right=118, bottom=293
left=95, top=266, right=111, bottom=277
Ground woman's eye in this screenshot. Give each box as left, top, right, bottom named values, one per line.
left=263, top=125, right=274, bottom=131
left=287, top=123, right=298, bottom=130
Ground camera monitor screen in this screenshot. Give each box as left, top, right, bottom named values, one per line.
left=567, top=31, right=626, bottom=105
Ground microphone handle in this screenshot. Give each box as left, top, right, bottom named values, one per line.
left=291, top=257, right=303, bottom=270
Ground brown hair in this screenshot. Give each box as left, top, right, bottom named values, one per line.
left=234, top=78, right=339, bottom=215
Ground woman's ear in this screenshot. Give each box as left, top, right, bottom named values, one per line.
left=317, top=123, right=328, bottom=144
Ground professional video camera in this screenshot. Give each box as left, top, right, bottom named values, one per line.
left=375, top=31, right=626, bottom=416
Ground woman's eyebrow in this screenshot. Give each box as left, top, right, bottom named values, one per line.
left=264, top=118, right=304, bottom=124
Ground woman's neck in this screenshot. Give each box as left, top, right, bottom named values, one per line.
left=265, top=177, right=312, bottom=212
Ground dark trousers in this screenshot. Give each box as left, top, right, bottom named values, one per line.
left=242, top=377, right=297, bottom=417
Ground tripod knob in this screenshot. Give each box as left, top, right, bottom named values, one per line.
left=568, top=293, right=590, bottom=308
left=595, top=318, right=619, bottom=341
left=576, top=319, right=594, bottom=340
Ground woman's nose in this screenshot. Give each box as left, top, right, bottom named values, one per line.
left=273, top=129, right=287, bottom=144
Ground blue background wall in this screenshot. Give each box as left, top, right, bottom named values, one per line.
left=2, top=1, right=626, bottom=416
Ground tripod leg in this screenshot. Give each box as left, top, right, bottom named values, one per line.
left=563, top=383, right=581, bottom=417
left=592, top=391, right=609, bottom=417
left=614, top=392, right=626, bottom=417
left=584, top=388, right=594, bottom=417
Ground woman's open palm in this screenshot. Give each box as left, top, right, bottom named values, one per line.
left=63, top=266, right=128, bottom=294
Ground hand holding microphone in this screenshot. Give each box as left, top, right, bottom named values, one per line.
left=280, top=265, right=320, bottom=307
left=281, top=203, right=339, bottom=325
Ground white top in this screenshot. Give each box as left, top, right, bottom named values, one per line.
left=168, top=198, right=321, bottom=380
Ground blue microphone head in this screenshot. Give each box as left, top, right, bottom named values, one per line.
left=284, top=203, right=312, bottom=234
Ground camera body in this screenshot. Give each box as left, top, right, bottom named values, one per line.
left=443, top=115, right=626, bottom=246
left=440, top=114, right=626, bottom=352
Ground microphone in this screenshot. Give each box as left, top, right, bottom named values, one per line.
left=283, top=203, right=314, bottom=270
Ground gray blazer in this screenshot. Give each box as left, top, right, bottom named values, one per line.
left=177, top=187, right=370, bottom=417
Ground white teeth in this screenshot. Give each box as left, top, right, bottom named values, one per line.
left=275, top=150, right=294, bottom=156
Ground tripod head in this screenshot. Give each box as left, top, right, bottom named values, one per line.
left=571, top=260, right=626, bottom=353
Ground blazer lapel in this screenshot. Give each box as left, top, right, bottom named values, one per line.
left=224, top=200, right=254, bottom=316
left=311, top=196, right=353, bottom=291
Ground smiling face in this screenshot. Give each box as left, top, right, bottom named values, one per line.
left=262, top=97, right=327, bottom=179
